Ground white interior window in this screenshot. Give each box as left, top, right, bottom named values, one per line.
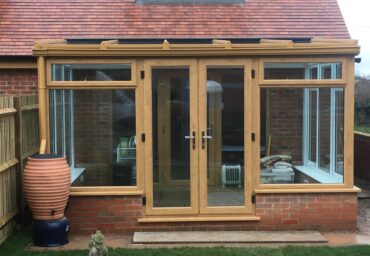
left=301, top=87, right=344, bottom=183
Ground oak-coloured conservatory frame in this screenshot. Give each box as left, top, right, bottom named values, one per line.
left=33, top=38, right=360, bottom=204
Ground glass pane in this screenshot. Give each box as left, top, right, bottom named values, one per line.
left=51, top=64, right=131, bottom=81
left=152, top=68, right=191, bottom=207
left=49, top=89, right=137, bottom=186
left=206, top=68, right=244, bottom=206
left=260, top=87, right=344, bottom=184
left=308, top=90, right=317, bottom=163
left=319, top=88, right=331, bottom=173
left=264, top=63, right=342, bottom=80
left=322, top=65, right=332, bottom=79
left=310, top=67, right=318, bottom=79
left=335, top=90, right=344, bottom=175
left=49, top=90, right=71, bottom=162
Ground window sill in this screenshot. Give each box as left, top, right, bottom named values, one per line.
left=138, top=215, right=260, bottom=223
left=294, top=165, right=343, bottom=184
left=70, top=188, right=143, bottom=196
left=255, top=186, right=361, bottom=194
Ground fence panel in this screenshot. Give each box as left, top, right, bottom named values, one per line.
left=0, top=96, right=18, bottom=244
left=0, top=95, right=39, bottom=245
left=355, top=132, right=370, bottom=182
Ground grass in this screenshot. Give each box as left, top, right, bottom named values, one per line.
left=355, top=125, right=370, bottom=134
left=1, top=229, right=370, bottom=256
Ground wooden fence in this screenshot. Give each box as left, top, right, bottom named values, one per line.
left=0, top=95, right=39, bottom=245
left=355, top=131, right=370, bottom=182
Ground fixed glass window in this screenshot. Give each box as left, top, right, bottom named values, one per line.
left=264, top=63, right=342, bottom=80
left=260, top=87, right=344, bottom=184
left=49, top=89, right=136, bottom=187
left=51, top=64, right=132, bottom=81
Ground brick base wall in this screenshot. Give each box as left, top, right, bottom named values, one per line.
left=0, top=69, right=38, bottom=95
left=65, top=193, right=357, bottom=234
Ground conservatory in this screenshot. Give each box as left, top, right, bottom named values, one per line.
left=33, top=38, right=360, bottom=231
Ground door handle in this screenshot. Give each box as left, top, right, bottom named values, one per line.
left=185, top=131, right=196, bottom=149
left=202, top=131, right=213, bottom=149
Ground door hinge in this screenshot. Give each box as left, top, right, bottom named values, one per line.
left=140, top=70, right=145, bottom=79
left=141, top=133, right=146, bottom=142
left=251, top=132, right=255, bottom=142
left=251, top=69, right=255, bottom=79
left=142, top=196, right=146, bottom=206
left=252, top=195, right=256, bottom=204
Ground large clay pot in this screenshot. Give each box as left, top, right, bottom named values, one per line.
left=23, top=154, right=71, bottom=220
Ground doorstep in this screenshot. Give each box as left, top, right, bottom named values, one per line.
left=133, top=231, right=327, bottom=244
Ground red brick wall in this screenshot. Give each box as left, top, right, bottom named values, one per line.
left=268, top=88, right=303, bottom=163
left=72, top=90, right=113, bottom=186
left=65, top=193, right=357, bottom=234
left=0, top=69, right=38, bottom=95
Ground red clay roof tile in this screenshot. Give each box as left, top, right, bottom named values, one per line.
left=0, top=0, right=350, bottom=56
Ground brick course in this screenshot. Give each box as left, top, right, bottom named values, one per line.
left=0, top=69, right=38, bottom=95
left=65, top=193, right=357, bottom=234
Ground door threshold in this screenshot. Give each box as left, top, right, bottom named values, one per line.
left=138, top=215, right=260, bottom=223
left=133, top=231, right=327, bottom=244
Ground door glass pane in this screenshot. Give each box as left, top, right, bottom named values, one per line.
left=206, top=68, right=244, bottom=206
left=152, top=68, right=191, bottom=207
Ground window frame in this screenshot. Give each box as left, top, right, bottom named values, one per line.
left=46, top=59, right=137, bottom=87
left=47, top=88, right=143, bottom=195
left=45, top=58, right=143, bottom=196
left=259, top=57, right=347, bottom=86
left=303, top=88, right=320, bottom=168
left=254, top=56, right=355, bottom=191
left=302, top=87, right=344, bottom=183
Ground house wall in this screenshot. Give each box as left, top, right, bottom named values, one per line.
left=268, top=88, right=303, bottom=162
left=267, top=88, right=332, bottom=167
left=0, top=69, right=38, bottom=95
left=72, top=90, right=113, bottom=186
left=65, top=193, right=357, bottom=234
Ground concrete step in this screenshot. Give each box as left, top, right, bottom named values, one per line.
left=133, top=231, right=327, bottom=244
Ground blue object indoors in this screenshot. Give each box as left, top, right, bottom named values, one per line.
left=33, top=217, right=69, bottom=247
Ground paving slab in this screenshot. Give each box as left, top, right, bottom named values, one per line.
left=133, top=231, right=327, bottom=244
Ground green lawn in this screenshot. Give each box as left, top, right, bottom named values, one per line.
left=355, top=125, right=370, bottom=134
left=1, top=229, right=370, bottom=256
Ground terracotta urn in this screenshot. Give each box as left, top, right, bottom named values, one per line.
left=23, top=154, right=71, bottom=220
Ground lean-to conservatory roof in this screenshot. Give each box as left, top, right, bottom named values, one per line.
left=0, top=0, right=350, bottom=56
left=33, top=38, right=360, bottom=57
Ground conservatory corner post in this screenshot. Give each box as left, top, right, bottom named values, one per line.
left=344, top=56, right=355, bottom=187
left=37, top=56, right=47, bottom=154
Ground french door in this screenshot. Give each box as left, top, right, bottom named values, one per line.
left=144, top=59, right=253, bottom=216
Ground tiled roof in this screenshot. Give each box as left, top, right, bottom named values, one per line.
left=0, top=0, right=350, bottom=56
